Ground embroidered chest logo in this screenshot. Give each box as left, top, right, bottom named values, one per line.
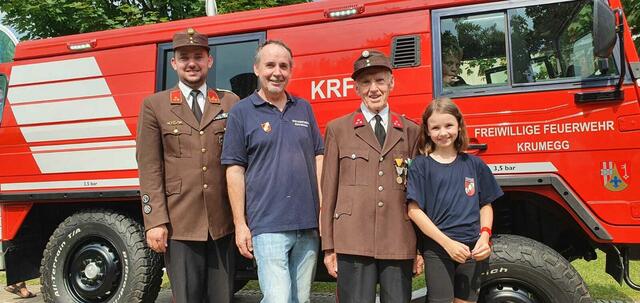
left=261, top=121, right=272, bottom=133
left=464, top=177, right=475, bottom=196
left=292, top=119, right=310, bottom=127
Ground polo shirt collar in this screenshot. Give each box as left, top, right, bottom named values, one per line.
left=251, top=91, right=295, bottom=106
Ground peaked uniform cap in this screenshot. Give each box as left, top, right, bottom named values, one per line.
left=172, top=28, right=210, bottom=50
left=352, top=50, right=393, bottom=80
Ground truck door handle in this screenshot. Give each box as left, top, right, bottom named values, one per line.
left=467, top=143, right=487, bottom=151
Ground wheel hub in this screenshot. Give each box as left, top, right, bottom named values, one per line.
left=66, top=239, right=121, bottom=302
left=481, top=281, right=539, bottom=303
left=84, top=262, right=100, bottom=280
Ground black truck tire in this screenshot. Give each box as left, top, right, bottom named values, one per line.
left=40, top=209, right=162, bottom=303
left=480, top=234, right=592, bottom=303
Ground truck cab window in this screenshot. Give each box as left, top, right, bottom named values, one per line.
left=0, top=74, right=6, bottom=123
left=510, top=1, right=618, bottom=83
left=440, top=12, right=508, bottom=91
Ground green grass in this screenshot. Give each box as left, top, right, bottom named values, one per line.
left=4, top=249, right=639, bottom=301
left=572, top=250, right=640, bottom=301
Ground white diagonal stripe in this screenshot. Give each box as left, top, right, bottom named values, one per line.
left=12, top=97, right=122, bottom=125
left=33, top=147, right=137, bottom=173
left=8, top=78, right=111, bottom=104
left=20, top=120, right=131, bottom=143
left=0, top=178, right=140, bottom=192
left=30, top=140, right=136, bottom=152
left=10, top=57, right=102, bottom=85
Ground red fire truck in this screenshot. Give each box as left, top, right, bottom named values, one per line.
left=0, top=0, right=638, bottom=302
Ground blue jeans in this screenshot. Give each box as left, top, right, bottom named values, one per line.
left=253, top=229, right=319, bottom=303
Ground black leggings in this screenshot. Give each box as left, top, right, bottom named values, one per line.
left=422, top=238, right=488, bottom=303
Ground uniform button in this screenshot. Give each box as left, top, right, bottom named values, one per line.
left=378, top=201, right=384, bottom=207
left=378, top=186, right=383, bottom=192
left=203, top=184, right=208, bottom=189
left=334, top=213, right=339, bottom=219
left=351, top=154, right=356, bottom=159
left=199, top=130, right=205, bottom=135
left=173, top=129, right=179, bottom=134
left=202, top=166, right=207, bottom=171
left=201, top=148, right=207, bottom=153
left=378, top=170, right=384, bottom=176
left=379, top=156, right=384, bottom=162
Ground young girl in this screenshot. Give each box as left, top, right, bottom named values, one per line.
left=406, top=97, right=503, bottom=303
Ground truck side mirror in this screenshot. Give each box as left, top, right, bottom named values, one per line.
left=593, top=0, right=616, bottom=58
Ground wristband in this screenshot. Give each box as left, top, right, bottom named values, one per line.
left=480, top=227, right=492, bottom=237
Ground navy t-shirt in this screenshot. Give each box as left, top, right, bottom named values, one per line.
left=406, top=153, right=503, bottom=243
left=221, top=92, right=324, bottom=236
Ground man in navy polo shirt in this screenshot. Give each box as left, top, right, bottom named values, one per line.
left=221, top=40, right=324, bottom=303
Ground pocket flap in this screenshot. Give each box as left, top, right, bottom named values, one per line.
left=339, top=149, right=369, bottom=161
left=165, top=179, right=182, bottom=196
left=162, top=125, right=192, bottom=136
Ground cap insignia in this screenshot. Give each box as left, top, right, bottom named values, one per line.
left=362, top=50, right=370, bottom=58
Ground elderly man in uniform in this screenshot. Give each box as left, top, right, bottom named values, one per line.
left=222, top=40, right=324, bottom=303
left=321, top=50, right=423, bottom=303
left=136, top=28, right=239, bottom=303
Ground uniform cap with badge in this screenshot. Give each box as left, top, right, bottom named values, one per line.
left=173, top=28, right=210, bottom=51
left=351, top=50, right=393, bottom=80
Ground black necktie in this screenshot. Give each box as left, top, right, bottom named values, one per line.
left=190, top=90, right=203, bottom=122
left=374, top=114, right=386, bottom=147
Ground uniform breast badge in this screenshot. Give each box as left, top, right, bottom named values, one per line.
left=213, top=113, right=228, bottom=121
left=394, top=158, right=408, bottom=185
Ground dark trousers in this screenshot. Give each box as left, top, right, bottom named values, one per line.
left=165, top=234, right=236, bottom=303
left=337, top=254, right=413, bottom=303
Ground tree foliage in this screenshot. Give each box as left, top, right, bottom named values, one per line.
left=622, top=0, right=640, bottom=50
left=0, top=0, right=306, bottom=40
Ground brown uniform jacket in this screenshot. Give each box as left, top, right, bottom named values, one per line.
left=321, top=109, right=420, bottom=259
left=136, top=87, right=239, bottom=241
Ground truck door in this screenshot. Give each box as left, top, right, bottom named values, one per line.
left=431, top=0, right=639, bottom=237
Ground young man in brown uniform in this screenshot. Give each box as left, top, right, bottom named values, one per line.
left=136, top=28, right=239, bottom=303
left=321, top=50, right=423, bottom=303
